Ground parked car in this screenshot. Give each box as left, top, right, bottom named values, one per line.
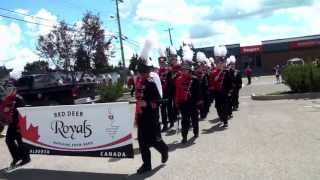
left=15, top=74, right=99, bottom=106
left=287, top=58, right=304, bottom=65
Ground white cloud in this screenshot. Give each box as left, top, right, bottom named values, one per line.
left=0, top=20, right=39, bottom=78
left=188, top=21, right=241, bottom=46
left=239, top=35, right=263, bottom=46
left=275, top=3, right=320, bottom=35
left=24, top=8, right=58, bottom=36
left=257, top=24, right=294, bottom=34
left=5, top=48, right=38, bottom=78
left=15, top=8, right=29, bottom=15
left=119, top=0, right=140, bottom=19
left=205, top=0, right=314, bottom=21
left=135, top=0, right=210, bottom=25
left=0, top=22, right=21, bottom=60
left=133, top=19, right=155, bottom=29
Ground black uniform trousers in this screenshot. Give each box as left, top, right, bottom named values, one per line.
left=160, top=97, right=174, bottom=128
left=6, top=123, right=30, bottom=162
left=137, top=111, right=168, bottom=168
left=232, top=88, right=240, bottom=109
left=180, top=102, right=199, bottom=139
left=214, top=91, right=230, bottom=125
left=247, top=76, right=251, bottom=85
left=200, top=94, right=211, bottom=119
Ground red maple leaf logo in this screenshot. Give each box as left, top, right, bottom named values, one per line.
left=0, top=90, right=16, bottom=124
left=18, top=114, right=40, bottom=143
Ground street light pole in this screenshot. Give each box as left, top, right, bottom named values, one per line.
left=115, top=0, right=125, bottom=69
left=165, top=28, right=174, bottom=46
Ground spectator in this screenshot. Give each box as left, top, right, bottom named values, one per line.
left=274, top=64, right=281, bottom=84
left=244, top=65, right=252, bottom=85
left=127, top=71, right=135, bottom=97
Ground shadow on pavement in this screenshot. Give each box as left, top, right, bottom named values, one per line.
left=0, top=165, right=165, bottom=180
left=167, top=136, right=196, bottom=153
left=0, top=169, right=128, bottom=180
left=164, top=129, right=178, bottom=136
left=208, top=118, right=220, bottom=124
left=201, top=123, right=225, bottom=134
left=128, top=164, right=164, bottom=179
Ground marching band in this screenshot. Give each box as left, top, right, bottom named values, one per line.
left=132, top=39, right=242, bottom=173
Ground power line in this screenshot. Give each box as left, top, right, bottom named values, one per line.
left=0, top=13, right=56, bottom=28
left=0, top=13, right=116, bottom=39
left=0, top=7, right=77, bottom=28
left=0, top=7, right=129, bottom=41
left=0, top=7, right=56, bottom=23
left=125, top=39, right=140, bottom=47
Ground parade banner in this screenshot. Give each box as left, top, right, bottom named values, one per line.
left=17, top=102, right=134, bottom=158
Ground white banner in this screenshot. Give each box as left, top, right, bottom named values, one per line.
left=18, top=102, right=134, bottom=158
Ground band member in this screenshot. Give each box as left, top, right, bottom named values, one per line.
left=209, top=46, right=233, bottom=128
left=175, top=47, right=202, bottom=143
left=167, top=47, right=181, bottom=124
left=158, top=51, right=174, bottom=131
left=196, top=53, right=210, bottom=120
left=127, top=70, right=135, bottom=97
left=229, top=56, right=242, bottom=111
left=134, top=40, right=168, bottom=174
left=0, top=88, right=31, bottom=167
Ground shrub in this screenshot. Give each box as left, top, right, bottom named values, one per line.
left=96, top=82, right=124, bottom=102
left=282, top=64, right=320, bottom=92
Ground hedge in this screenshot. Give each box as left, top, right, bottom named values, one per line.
left=96, top=82, right=124, bottom=102
left=282, top=64, right=320, bottom=92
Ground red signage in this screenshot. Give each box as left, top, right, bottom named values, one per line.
left=240, top=45, right=262, bottom=54
left=290, top=40, right=320, bottom=49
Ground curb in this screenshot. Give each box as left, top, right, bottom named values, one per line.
left=251, top=92, right=320, bottom=101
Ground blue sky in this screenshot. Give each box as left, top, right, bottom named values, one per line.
left=1, top=0, right=320, bottom=77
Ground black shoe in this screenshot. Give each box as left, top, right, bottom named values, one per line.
left=18, top=157, right=31, bottom=166
left=161, top=150, right=168, bottom=163
left=137, top=164, right=152, bottom=174
left=181, top=137, right=187, bottom=144
left=194, top=133, right=199, bottom=138
left=161, top=126, right=168, bottom=132
left=223, top=123, right=228, bottom=128
left=169, top=123, right=174, bottom=128
left=10, top=159, right=21, bottom=167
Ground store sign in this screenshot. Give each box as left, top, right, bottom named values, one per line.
left=240, top=45, right=262, bottom=54
left=17, top=102, right=134, bottom=158
left=290, top=40, right=320, bottom=49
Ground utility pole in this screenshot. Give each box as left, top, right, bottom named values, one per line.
left=115, top=0, right=125, bottom=68
left=165, top=28, right=174, bottom=46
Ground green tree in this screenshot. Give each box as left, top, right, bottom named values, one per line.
left=37, top=12, right=116, bottom=81
left=128, top=54, right=139, bottom=72
left=76, top=12, right=113, bottom=75
left=74, top=45, right=90, bottom=72
left=37, top=21, right=76, bottom=71
left=0, top=66, right=12, bottom=79
left=23, top=61, right=50, bottom=75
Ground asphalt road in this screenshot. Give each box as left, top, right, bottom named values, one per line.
left=0, top=76, right=319, bottom=180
